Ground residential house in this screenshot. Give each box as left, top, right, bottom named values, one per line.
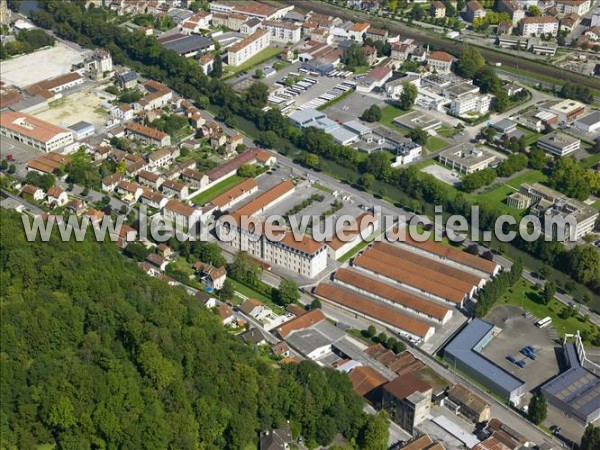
left=198, top=53, right=215, bottom=75
left=366, top=27, right=388, bottom=41
left=146, top=253, right=169, bottom=272
left=126, top=122, right=171, bottom=147
left=138, top=170, right=164, bottom=190
left=162, top=199, right=201, bottom=230
left=240, top=17, right=262, bottom=35
left=363, top=45, right=378, bottom=65
left=139, top=188, right=168, bottom=210
left=259, top=424, right=293, bottom=450
left=226, top=134, right=244, bottom=154
left=181, top=168, right=209, bottom=189
left=261, top=20, right=302, bottom=44
left=227, top=29, right=271, bottom=67
left=466, top=1, right=486, bottom=22
left=217, top=304, right=237, bottom=326
left=556, top=0, right=591, bottom=16
left=519, top=16, right=559, bottom=37
left=240, top=298, right=270, bottom=320
left=496, top=0, right=525, bottom=24
left=65, top=198, right=86, bottom=216
left=46, top=186, right=68, bottom=207
left=446, top=384, right=491, bottom=423
left=427, top=51, right=454, bottom=73
left=161, top=179, right=189, bottom=199
left=116, top=180, right=144, bottom=202
left=21, top=184, right=45, bottom=202
left=431, top=1, right=446, bottom=18
left=348, top=22, right=370, bottom=40
left=192, top=261, right=227, bottom=290
left=147, top=147, right=180, bottom=169
left=238, top=328, right=267, bottom=346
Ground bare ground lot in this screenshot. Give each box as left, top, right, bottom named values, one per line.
left=0, top=43, right=87, bottom=88
left=34, top=85, right=109, bottom=128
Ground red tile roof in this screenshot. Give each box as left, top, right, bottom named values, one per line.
left=383, top=372, right=432, bottom=400
left=313, top=283, right=433, bottom=338
left=277, top=308, right=326, bottom=338
left=348, top=366, right=388, bottom=397
left=235, top=180, right=294, bottom=216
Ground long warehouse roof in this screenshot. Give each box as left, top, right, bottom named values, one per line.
left=334, top=268, right=450, bottom=322
left=313, top=283, right=433, bottom=338
left=353, top=253, right=465, bottom=304
left=372, top=242, right=484, bottom=287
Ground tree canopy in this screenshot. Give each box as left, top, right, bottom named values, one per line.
left=0, top=210, right=371, bottom=449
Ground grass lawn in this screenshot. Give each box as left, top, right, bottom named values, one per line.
left=581, top=152, right=600, bottom=169
left=223, top=47, right=281, bottom=77
left=230, top=279, right=284, bottom=315
left=425, top=136, right=448, bottom=152
left=353, top=65, right=371, bottom=74
left=465, top=170, right=548, bottom=217
left=594, top=200, right=600, bottom=210
left=338, top=230, right=382, bottom=263
left=313, top=183, right=333, bottom=193
left=493, top=278, right=600, bottom=346
left=190, top=175, right=245, bottom=206
left=516, top=126, right=541, bottom=147
left=379, top=104, right=408, bottom=128
left=437, top=125, right=460, bottom=139
left=505, top=170, right=547, bottom=190
left=318, top=88, right=355, bottom=111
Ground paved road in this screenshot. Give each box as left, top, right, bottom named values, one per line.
left=286, top=1, right=600, bottom=92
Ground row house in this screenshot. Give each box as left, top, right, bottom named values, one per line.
left=126, top=122, right=171, bottom=147
left=116, top=180, right=144, bottom=202
left=161, top=179, right=189, bottom=199
left=139, top=188, right=168, bottom=210
left=181, top=168, right=209, bottom=189
left=147, top=147, right=180, bottom=169
left=138, top=169, right=164, bottom=189
left=162, top=199, right=201, bottom=231
left=102, top=173, right=124, bottom=192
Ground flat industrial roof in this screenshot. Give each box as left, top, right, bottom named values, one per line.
left=542, top=343, right=600, bottom=418
left=576, top=110, right=600, bottom=126
left=314, top=283, right=433, bottom=338
left=444, top=319, right=525, bottom=394
left=162, top=35, right=213, bottom=54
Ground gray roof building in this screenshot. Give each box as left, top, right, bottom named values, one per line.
left=444, top=319, right=526, bottom=404
left=162, top=35, right=213, bottom=56
left=541, top=342, right=600, bottom=425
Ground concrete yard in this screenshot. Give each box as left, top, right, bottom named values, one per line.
left=422, top=163, right=461, bottom=187
left=483, top=305, right=561, bottom=391
left=1, top=42, right=88, bottom=88
left=34, top=83, right=110, bottom=128
left=324, top=90, right=386, bottom=124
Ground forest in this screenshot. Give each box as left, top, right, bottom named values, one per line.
left=0, top=211, right=381, bottom=449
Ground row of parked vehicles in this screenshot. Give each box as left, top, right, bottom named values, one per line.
left=506, top=345, right=537, bottom=368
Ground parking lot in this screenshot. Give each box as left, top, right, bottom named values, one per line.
left=483, top=305, right=561, bottom=391
left=422, top=163, right=461, bottom=187
left=1, top=42, right=88, bottom=88
left=325, top=90, right=386, bottom=123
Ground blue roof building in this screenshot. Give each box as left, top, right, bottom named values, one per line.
left=541, top=342, right=600, bottom=425
left=444, top=319, right=526, bottom=404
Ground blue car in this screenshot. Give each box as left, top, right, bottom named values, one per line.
left=520, top=349, right=530, bottom=356
left=525, top=345, right=535, bottom=352
left=507, top=355, right=516, bottom=363
left=516, top=360, right=526, bottom=368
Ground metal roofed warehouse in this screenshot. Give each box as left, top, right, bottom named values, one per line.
left=541, top=341, right=600, bottom=424
left=444, top=319, right=526, bottom=404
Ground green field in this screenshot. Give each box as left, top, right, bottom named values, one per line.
left=517, top=126, right=541, bottom=147
left=425, top=136, right=448, bottom=152
left=190, top=175, right=245, bottom=206
left=379, top=104, right=408, bottom=128
left=465, top=170, right=548, bottom=216
left=493, top=278, right=600, bottom=346
left=230, top=279, right=283, bottom=315
left=224, top=47, right=281, bottom=77
left=437, top=125, right=460, bottom=139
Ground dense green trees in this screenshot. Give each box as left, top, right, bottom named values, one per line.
left=65, top=149, right=102, bottom=189
left=461, top=168, right=497, bottom=193
left=341, top=44, right=368, bottom=70
left=361, top=105, right=382, bottom=122
left=398, top=82, right=418, bottom=111
left=276, top=280, right=300, bottom=306
left=549, top=157, right=600, bottom=201
left=475, top=258, right=522, bottom=317
left=0, top=28, right=55, bottom=59
left=581, top=424, right=600, bottom=450
left=0, top=210, right=373, bottom=448
left=528, top=391, right=547, bottom=425
left=560, top=82, right=594, bottom=104
left=456, top=47, right=485, bottom=79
